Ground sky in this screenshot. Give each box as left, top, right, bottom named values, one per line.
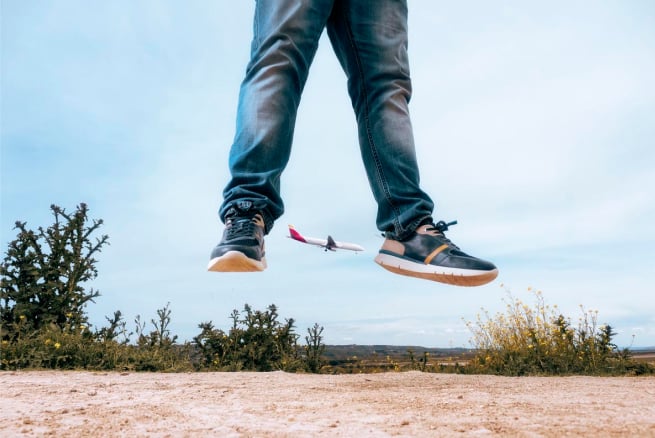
left=2, top=1, right=654, bottom=348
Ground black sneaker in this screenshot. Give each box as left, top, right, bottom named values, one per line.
left=374, top=220, right=498, bottom=286
left=207, top=208, right=267, bottom=272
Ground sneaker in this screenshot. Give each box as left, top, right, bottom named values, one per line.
left=207, top=208, right=267, bottom=272
left=374, top=220, right=498, bottom=286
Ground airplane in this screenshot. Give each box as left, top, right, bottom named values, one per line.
left=288, top=225, right=364, bottom=252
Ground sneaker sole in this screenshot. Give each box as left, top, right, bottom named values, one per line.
left=207, top=251, right=267, bottom=272
left=374, top=253, right=498, bottom=287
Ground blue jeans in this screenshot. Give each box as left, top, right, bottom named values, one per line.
left=220, top=0, right=434, bottom=239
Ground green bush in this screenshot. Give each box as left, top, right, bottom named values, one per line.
left=304, top=323, right=326, bottom=373
left=129, top=303, right=192, bottom=372
left=194, top=304, right=305, bottom=372
left=0, top=303, right=192, bottom=371
left=1, top=203, right=108, bottom=336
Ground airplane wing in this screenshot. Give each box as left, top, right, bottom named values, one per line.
left=288, top=225, right=364, bottom=252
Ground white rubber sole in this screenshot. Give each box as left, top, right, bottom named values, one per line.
left=207, top=251, right=267, bottom=272
left=374, top=253, right=498, bottom=287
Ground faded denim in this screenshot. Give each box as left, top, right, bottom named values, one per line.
left=220, top=0, right=434, bottom=239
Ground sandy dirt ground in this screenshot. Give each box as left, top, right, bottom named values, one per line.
left=2, top=371, right=654, bottom=437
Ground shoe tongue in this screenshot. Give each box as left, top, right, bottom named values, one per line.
left=226, top=205, right=254, bottom=219
left=226, top=208, right=264, bottom=229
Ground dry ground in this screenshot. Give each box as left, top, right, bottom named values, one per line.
left=2, top=371, right=655, bottom=437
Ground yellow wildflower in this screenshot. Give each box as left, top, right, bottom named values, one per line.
left=54, top=342, right=61, bottom=349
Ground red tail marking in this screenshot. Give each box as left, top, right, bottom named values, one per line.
left=289, top=226, right=306, bottom=242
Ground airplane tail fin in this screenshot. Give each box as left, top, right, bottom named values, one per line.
left=288, top=225, right=306, bottom=242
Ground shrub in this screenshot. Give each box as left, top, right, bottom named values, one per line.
left=0, top=303, right=193, bottom=371
left=1, top=203, right=108, bottom=338
left=1, top=204, right=327, bottom=372
left=304, top=323, right=326, bottom=373
left=465, top=287, right=636, bottom=375
left=194, top=304, right=305, bottom=372
left=129, top=303, right=192, bottom=372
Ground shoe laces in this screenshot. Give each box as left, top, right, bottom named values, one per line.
left=429, top=220, right=457, bottom=233
left=426, top=220, right=459, bottom=249
left=225, top=212, right=264, bottom=239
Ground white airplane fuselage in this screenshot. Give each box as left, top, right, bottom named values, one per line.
left=288, top=225, right=364, bottom=252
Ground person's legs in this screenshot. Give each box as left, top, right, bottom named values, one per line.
left=219, top=0, right=334, bottom=233
left=210, top=0, right=334, bottom=272
left=327, top=0, right=498, bottom=285
left=327, top=0, right=433, bottom=240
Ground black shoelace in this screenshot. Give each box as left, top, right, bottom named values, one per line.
left=226, top=216, right=259, bottom=239
left=427, top=220, right=459, bottom=249
left=430, top=220, right=457, bottom=233
left=382, top=220, right=459, bottom=245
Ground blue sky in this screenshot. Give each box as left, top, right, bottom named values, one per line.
left=2, top=1, right=654, bottom=348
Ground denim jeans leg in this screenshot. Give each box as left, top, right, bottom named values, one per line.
left=220, top=0, right=334, bottom=232
left=327, top=0, right=434, bottom=239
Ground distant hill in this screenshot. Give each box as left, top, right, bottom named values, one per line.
left=323, top=345, right=473, bottom=361
left=321, top=345, right=655, bottom=370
